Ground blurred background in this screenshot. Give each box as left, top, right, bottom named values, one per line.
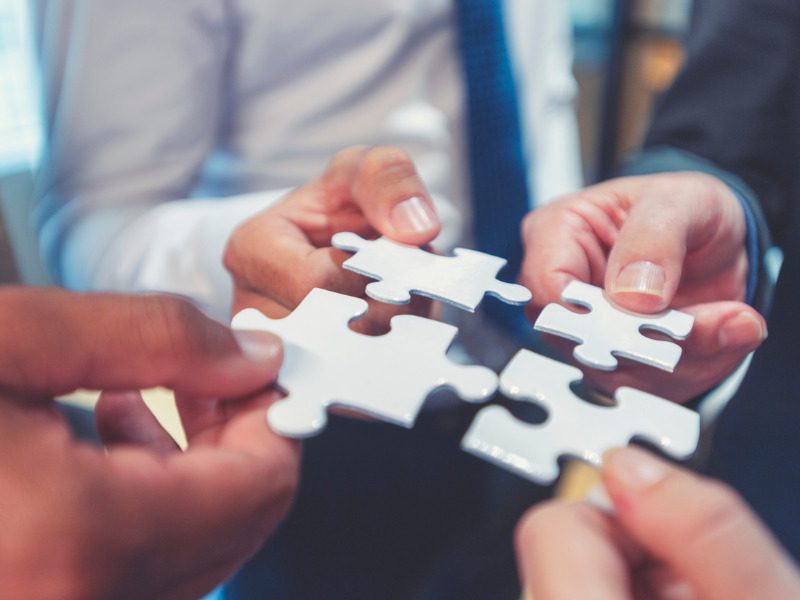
left=0, top=0, right=693, bottom=285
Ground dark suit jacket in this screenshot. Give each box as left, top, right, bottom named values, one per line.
left=630, top=0, right=800, bottom=248
left=624, top=0, right=800, bottom=560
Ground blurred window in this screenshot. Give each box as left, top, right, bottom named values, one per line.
left=571, top=0, right=615, bottom=66
left=0, top=0, right=41, bottom=175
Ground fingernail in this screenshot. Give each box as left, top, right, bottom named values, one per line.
left=391, top=196, right=438, bottom=234
left=658, top=578, right=696, bottom=600
left=521, top=587, right=535, bottom=600
left=234, top=330, right=282, bottom=363
left=612, top=261, right=666, bottom=298
left=647, top=569, right=697, bottom=600
left=586, top=483, right=615, bottom=514
left=718, top=311, right=768, bottom=349
left=604, top=447, right=669, bottom=492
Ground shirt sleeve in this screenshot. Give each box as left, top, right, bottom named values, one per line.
left=529, top=0, right=584, bottom=202
left=507, top=0, right=583, bottom=205
left=32, top=0, right=290, bottom=320
left=64, top=191, right=290, bottom=322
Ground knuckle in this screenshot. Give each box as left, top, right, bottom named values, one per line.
left=299, top=257, right=330, bottom=296
left=223, top=216, right=267, bottom=283
left=222, top=227, right=244, bottom=278
left=328, top=145, right=370, bottom=171
left=137, top=296, right=209, bottom=368
left=358, top=146, right=415, bottom=181
left=305, top=249, right=362, bottom=300
left=322, top=146, right=370, bottom=193
left=521, top=209, right=542, bottom=238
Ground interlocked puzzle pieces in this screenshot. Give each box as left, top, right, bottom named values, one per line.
left=231, top=288, right=498, bottom=438
left=534, top=280, right=694, bottom=372
left=462, top=349, right=700, bottom=484
left=331, top=232, right=532, bottom=312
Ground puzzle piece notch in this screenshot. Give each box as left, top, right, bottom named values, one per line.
left=232, top=288, right=498, bottom=438
left=534, top=280, right=694, bottom=372
left=462, top=349, right=699, bottom=484
left=331, top=232, right=532, bottom=312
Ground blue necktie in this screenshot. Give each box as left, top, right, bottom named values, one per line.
left=455, top=0, right=532, bottom=336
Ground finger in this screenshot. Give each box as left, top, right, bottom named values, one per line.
left=323, top=146, right=441, bottom=245
left=680, top=301, right=767, bottom=359
left=228, top=218, right=371, bottom=310
left=175, top=388, right=283, bottom=444
left=603, top=447, right=800, bottom=600
left=636, top=565, right=698, bottom=600
left=515, top=500, right=640, bottom=600
left=605, top=174, right=744, bottom=313
left=95, top=391, right=179, bottom=455
left=521, top=192, right=621, bottom=315
left=105, top=418, right=299, bottom=591
left=231, top=288, right=293, bottom=318
left=160, top=402, right=299, bottom=530
left=603, top=205, right=688, bottom=313
left=0, top=288, right=282, bottom=399
left=231, top=248, right=432, bottom=332
left=670, top=251, right=749, bottom=308
left=574, top=301, right=766, bottom=404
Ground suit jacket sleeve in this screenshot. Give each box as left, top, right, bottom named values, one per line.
left=621, top=0, right=800, bottom=312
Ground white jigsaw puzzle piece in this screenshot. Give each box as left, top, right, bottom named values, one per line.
left=232, top=288, right=498, bottom=438
left=462, top=350, right=700, bottom=484
left=534, top=280, right=694, bottom=372
left=332, top=232, right=531, bottom=312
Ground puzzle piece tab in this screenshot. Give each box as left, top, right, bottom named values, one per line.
left=332, top=232, right=532, bottom=312
left=534, top=281, right=694, bottom=372
left=232, top=288, right=498, bottom=438
left=462, top=350, right=699, bottom=484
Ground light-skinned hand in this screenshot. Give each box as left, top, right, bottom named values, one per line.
left=521, top=172, right=767, bottom=402
left=516, top=446, right=800, bottom=600
left=0, top=288, right=299, bottom=600
left=224, top=146, right=441, bottom=333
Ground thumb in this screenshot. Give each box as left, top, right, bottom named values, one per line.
left=604, top=199, right=690, bottom=313
left=603, top=447, right=800, bottom=600
left=323, top=146, right=441, bottom=245
left=0, top=288, right=283, bottom=399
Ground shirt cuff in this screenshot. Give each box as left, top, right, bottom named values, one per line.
left=63, top=189, right=291, bottom=321
left=729, top=188, right=760, bottom=307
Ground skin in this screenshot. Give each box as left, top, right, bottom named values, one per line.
left=521, top=172, right=768, bottom=402
left=516, top=447, right=800, bottom=600
left=224, top=145, right=442, bottom=334
left=0, top=288, right=300, bottom=600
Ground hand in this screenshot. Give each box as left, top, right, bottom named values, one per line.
left=224, top=146, right=441, bottom=334
left=521, top=172, right=767, bottom=402
left=516, top=446, right=800, bottom=600
left=0, top=288, right=300, bottom=600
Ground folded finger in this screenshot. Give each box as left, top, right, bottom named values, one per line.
left=95, top=391, right=179, bottom=455
left=521, top=195, right=618, bottom=314
left=680, top=301, right=766, bottom=359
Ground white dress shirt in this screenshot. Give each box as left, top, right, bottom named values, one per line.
left=34, top=0, right=581, bottom=321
